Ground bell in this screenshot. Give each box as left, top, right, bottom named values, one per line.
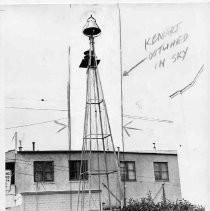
left=83, top=15, right=101, bottom=37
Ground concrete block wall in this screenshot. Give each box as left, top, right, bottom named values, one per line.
left=22, top=192, right=100, bottom=211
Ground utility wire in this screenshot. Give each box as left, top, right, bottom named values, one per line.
left=6, top=97, right=66, bottom=103
left=6, top=158, right=71, bottom=172
left=5, top=117, right=67, bottom=129
left=5, top=106, right=67, bottom=112
left=40, top=181, right=46, bottom=191
left=153, top=185, right=163, bottom=200
left=6, top=159, right=181, bottom=183
left=7, top=157, right=182, bottom=181
left=9, top=170, right=181, bottom=188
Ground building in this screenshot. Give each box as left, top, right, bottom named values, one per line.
left=5, top=149, right=182, bottom=211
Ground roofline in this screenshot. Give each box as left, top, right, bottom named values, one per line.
left=13, top=149, right=177, bottom=156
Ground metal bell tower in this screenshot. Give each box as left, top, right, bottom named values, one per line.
left=77, top=15, right=123, bottom=211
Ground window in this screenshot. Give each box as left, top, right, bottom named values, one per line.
left=34, top=161, right=54, bottom=182
left=69, top=160, right=88, bottom=180
left=120, top=161, right=136, bottom=181
left=154, top=162, right=169, bottom=181
left=5, top=162, right=15, bottom=185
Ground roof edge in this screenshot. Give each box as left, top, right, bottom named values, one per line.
left=6, top=149, right=177, bottom=155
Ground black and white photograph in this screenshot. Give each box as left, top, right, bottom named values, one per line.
left=0, top=2, right=209, bottom=211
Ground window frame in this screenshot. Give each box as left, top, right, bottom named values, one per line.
left=153, top=162, right=169, bottom=182
left=120, top=161, right=136, bottom=182
left=34, top=161, right=54, bottom=182
left=69, top=160, right=88, bottom=181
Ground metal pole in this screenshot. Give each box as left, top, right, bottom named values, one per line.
left=118, top=4, right=126, bottom=207
left=68, top=46, right=71, bottom=151
left=87, top=37, right=93, bottom=211
left=15, top=132, right=17, bottom=154
left=91, top=36, right=112, bottom=210
left=67, top=46, right=73, bottom=211
left=162, top=183, right=166, bottom=204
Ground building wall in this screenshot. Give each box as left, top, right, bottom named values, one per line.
left=6, top=150, right=182, bottom=210
left=120, top=153, right=182, bottom=203
left=15, top=152, right=81, bottom=193
left=5, top=185, right=16, bottom=208
left=14, top=151, right=122, bottom=207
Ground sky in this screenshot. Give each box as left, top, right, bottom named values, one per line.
left=1, top=3, right=210, bottom=209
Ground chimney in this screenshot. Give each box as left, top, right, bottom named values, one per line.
left=153, top=142, right=156, bottom=151
left=19, top=140, right=23, bottom=151
left=32, top=142, right=35, bottom=151
left=117, top=147, right=121, bottom=167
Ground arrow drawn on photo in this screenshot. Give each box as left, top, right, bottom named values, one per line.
left=54, top=120, right=67, bottom=133
left=123, top=57, right=147, bottom=77
left=170, top=64, right=204, bottom=99
left=123, top=121, right=143, bottom=137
